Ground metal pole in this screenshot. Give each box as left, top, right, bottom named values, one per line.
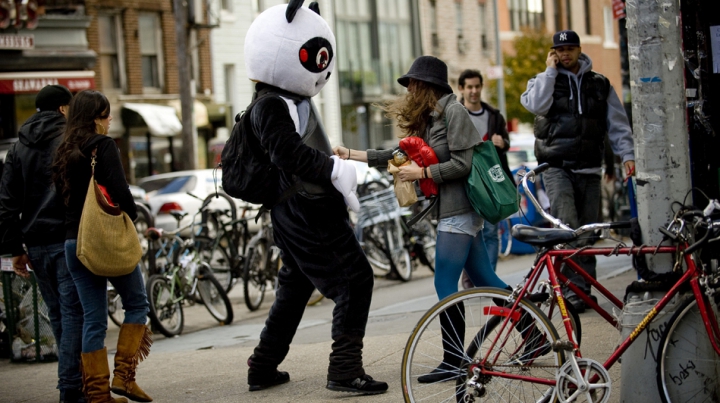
left=493, top=0, right=506, bottom=117
left=173, top=0, right=197, bottom=171
left=620, top=0, right=691, bottom=401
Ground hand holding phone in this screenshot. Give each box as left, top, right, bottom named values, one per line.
left=546, top=50, right=559, bottom=69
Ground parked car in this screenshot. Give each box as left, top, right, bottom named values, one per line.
left=137, top=169, right=259, bottom=234
left=507, top=132, right=538, bottom=171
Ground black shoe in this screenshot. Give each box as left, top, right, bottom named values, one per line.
left=248, top=370, right=290, bottom=392
left=417, top=362, right=460, bottom=383
left=566, top=295, right=586, bottom=313
left=326, top=374, right=389, bottom=395
left=60, top=389, right=86, bottom=403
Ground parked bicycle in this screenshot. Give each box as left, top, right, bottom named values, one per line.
left=192, top=191, right=256, bottom=293
left=144, top=197, right=234, bottom=337
left=242, top=209, right=281, bottom=311
left=107, top=202, right=154, bottom=327
left=400, top=163, right=720, bottom=403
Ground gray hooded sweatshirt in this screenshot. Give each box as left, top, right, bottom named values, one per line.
left=520, top=53, right=635, bottom=175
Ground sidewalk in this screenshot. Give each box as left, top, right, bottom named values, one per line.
left=0, top=264, right=636, bottom=403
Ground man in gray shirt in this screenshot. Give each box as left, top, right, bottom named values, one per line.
left=520, top=30, right=635, bottom=313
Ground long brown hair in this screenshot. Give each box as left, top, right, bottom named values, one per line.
left=52, top=90, right=110, bottom=204
left=380, top=79, right=446, bottom=138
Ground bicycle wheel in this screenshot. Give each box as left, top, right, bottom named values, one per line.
left=146, top=275, right=184, bottom=337
left=657, top=296, right=720, bottom=403
left=362, top=223, right=393, bottom=276
left=413, top=216, right=436, bottom=272
left=196, top=264, right=234, bottom=325
left=195, top=235, right=234, bottom=293
left=243, top=240, right=269, bottom=311
left=401, top=287, right=563, bottom=403
left=107, top=287, right=124, bottom=327
left=389, top=219, right=413, bottom=282
left=498, top=219, right=513, bottom=258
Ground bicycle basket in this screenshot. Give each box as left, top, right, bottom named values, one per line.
left=356, top=187, right=403, bottom=228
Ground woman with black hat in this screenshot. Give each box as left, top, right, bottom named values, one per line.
left=333, top=55, right=508, bottom=383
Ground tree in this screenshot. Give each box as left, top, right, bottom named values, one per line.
left=489, top=28, right=553, bottom=124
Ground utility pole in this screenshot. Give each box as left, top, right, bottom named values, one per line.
left=620, top=0, right=691, bottom=401
left=493, top=0, right=505, bottom=118
left=173, top=0, right=197, bottom=171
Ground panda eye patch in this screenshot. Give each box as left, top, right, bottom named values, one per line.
left=299, top=37, right=334, bottom=73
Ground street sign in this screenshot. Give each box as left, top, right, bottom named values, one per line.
left=612, top=0, right=626, bottom=20
left=485, top=65, right=504, bottom=80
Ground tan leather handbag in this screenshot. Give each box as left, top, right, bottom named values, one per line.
left=76, top=149, right=141, bottom=277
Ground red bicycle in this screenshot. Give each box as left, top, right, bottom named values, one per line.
left=401, top=163, right=720, bottom=403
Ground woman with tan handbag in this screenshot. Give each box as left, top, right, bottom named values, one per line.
left=53, top=90, right=152, bottom=403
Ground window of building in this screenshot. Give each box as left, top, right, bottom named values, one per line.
left=221, top=0, right=232, bottom=12
left=138, top=13, right=164, bottom=91
left=509, top=0, right=544, bottom=31
left=97, top=14, right=126, bottom=92
left=478, top=0, right=488, bottom=51
left=224, top=64, right=235, bottom=110
left=429, top=0, right=439, bottom=50
left=603, top=6, right=617, bottom=47
left=584, top=0, right=591, bottom=34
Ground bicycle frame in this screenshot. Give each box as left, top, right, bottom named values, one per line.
left=475, top=170, right=720, bottom=389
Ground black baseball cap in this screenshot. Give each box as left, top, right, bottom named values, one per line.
left=35, top=84, right=73, bottom=112
left=551, top=30, right=581, bottom=48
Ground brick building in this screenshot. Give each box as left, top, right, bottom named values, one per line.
left=418, top=0, right=625, bottom=119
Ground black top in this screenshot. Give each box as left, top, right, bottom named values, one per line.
left=63, top=134, right=136, bottom=239
left=0, top=111, right=66, bottom=255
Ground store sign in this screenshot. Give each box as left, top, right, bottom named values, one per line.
left=0, top=77, right=95, bottom=94
left=0, top=34, right=34, bottom=49
left=612, top=0, right=626, bottom=20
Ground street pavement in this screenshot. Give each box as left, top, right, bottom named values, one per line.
left=0, top=244, right=636, bottom=403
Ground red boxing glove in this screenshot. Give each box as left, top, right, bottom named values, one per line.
left=399, top=137, right=438, bottom=198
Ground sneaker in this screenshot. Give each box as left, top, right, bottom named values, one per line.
left=248, top=370, right=290, bottom=392
left=326, top=374, right=389, bottom=395
left=566, top=295, right=585, bottom=313
left=417, top=362, right=460, bottom=383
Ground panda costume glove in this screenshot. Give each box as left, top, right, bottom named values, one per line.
left=330, top=155, right=360, bottom=213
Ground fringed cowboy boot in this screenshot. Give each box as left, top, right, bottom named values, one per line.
left=111, top=324, right=153, bottom=402
left=81, top=348, right=128, bottom=403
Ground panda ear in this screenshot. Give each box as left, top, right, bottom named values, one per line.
left=286, top=0, right=305, bottom=23
left=309, top=2, right=320, bottom=15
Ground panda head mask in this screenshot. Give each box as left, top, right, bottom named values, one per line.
left=245, top=0, right=335, bottom=98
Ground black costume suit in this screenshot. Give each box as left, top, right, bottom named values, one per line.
left=247, top=83, right=374, bottom=381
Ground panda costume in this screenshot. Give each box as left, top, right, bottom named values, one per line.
left=243, top=1, right=388, bottom=394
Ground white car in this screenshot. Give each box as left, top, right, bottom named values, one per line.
left=137, top=169, right=259, bottom=234
left=507, top=132, right=538, bottom=171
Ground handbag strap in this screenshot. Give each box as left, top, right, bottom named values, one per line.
left=90, top=147, right=98, bottom=176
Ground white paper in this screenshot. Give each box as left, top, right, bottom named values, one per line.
left=711, top=26, right=720, bottom=74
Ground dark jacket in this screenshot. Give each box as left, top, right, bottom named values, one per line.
left=533, top=70, right=610, bottom=169
left=476, top=101, right=514, bottom=184
left=62, top=135, right=137, bottom=240
left=0, top=111, right=67, bottom=256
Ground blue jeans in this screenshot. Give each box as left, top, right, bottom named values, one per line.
left=64, top=240, right=149, bottom=353
left=481, top=221, right=499, bottom=270
left=27, top=243, right=84, bottom=392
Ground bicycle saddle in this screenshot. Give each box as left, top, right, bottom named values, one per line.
left=511, top=225, right=577, bottom=247
left=168, top=210, right=189, bottom=221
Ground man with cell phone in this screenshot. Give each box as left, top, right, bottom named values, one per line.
left=520, top=30, right=635, bottom=313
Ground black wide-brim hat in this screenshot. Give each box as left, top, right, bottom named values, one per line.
left=397, top=56, right=453, bottom=94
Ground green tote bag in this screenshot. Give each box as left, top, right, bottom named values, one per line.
left=465, top=141, right=519, bottom=225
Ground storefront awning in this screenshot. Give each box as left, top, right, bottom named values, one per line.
left=122, top=103, right=182, bottom=137
left=167, top=99, right=210, bottom=128
left=0, top=70, right=95, bottom=94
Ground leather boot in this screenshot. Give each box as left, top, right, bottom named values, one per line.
left=81, top=348, right=128, bottom=403
left=111, top=324, right=153, bottom=402
left=418, top=303, right=466, bottom=383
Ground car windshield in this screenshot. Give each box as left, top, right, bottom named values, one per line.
left=139, top=175, right=197, bottom=195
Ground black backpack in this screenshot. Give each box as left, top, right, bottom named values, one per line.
left=220, top=95, right=281, bottom=206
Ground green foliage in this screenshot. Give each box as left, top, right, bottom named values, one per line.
left=489, top=28, right=553, bottom=124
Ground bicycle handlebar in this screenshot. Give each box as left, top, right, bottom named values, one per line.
left=520, top=163, right=572, bottom=230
